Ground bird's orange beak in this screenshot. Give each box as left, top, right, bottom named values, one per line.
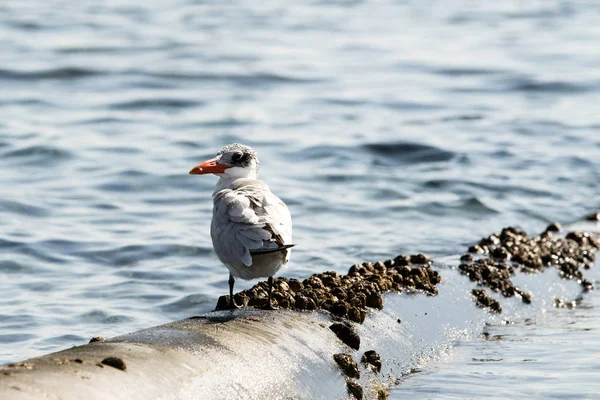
left=189, top=158, right=231, bottom=175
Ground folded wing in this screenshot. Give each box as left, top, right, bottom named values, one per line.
left=211, top=179, right=293, bottom=268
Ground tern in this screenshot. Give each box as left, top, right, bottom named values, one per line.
left=189, top=143, right=294, bottom=310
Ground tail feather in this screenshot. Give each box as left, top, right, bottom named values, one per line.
left=250, top=244, right=296, bottom=255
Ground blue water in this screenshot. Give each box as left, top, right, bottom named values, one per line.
left=398, top=288, right=600, bottom=399
left=1, top=0, right=599, bottom=397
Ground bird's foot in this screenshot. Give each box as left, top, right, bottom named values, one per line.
left=215, top=295, right=243, bottom=311
left=260, top=301, right=279, bottom=311
left=228, top=297, right=243, bottom=310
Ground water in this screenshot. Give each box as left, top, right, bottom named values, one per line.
left=398, top=292, right=600, bottom=399
left=1, top=0, right=599, bottom=396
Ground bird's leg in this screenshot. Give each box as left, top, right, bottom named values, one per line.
left=228, top=273, right=242, bottom=310
left=261, top=276, right=279, bottom=310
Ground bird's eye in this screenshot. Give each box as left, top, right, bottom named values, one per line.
left=231, top=152, right=244, bottom=162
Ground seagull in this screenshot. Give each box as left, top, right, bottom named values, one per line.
left=189, top=143, right=294, bottom=310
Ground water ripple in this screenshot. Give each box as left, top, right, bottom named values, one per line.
left=2, top=145, right=72, bottom=166
left=509, top=79, right=591, bottom=94
left=143, top=71, right=325, bottom=85
left=79, top=310, right=133, bottom=324
left=75, top=244, right=211, bottom=266
left=0, top=260, right=32, bottom=274
left=159, top=293, right=212, bottom=313
left=0, top=67, right=102, bottom=81
left=433, top=66, right=506, bottom=76
left=0, top=333, right=37, bottom=343
left=0, top=200, right=49, bottom=217
left=0, top=238, right=23, bottom=249
left=364, top=142, right=456, bottom=165
left=108, top=99, right=203, bottom=110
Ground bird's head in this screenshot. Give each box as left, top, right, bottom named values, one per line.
left=189, top=143, right=259, bottom=180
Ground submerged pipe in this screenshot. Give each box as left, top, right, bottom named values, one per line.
left=0, top=311, right=355, bottom=399
left=1, top=221, right=598, bottom=399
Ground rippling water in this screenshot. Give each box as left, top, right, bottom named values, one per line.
left=1, top=0, right=600, bottom=396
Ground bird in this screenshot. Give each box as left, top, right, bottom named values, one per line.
left=189, top=143, right=294, bottom=310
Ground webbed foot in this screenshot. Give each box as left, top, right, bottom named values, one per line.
left=260, top=301, right=279, bottom=311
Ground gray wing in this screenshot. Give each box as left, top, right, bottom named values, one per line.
left=211, top=179, right=293, bottom=268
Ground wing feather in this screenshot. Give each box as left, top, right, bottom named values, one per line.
left=211, top=179, right=293, bottom=269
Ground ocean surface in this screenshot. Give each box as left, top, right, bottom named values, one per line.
left=1, top=0, right=599, bottom=397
